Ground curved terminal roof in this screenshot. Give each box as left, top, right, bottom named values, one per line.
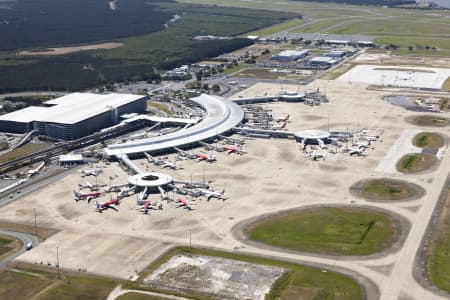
left=104, top=94, right=244, bottom=157
left=295, top=130, right=330, bottom=140
left=128, top=172, right=173, bottom=187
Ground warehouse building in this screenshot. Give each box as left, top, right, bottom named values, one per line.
left=309, top=56, right=339, bottom=66
left=270, top=49, right=309, bottom=61
left=0, top=93, right=147, bottom=140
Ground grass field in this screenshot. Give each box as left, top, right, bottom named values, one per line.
left=0, top=142, right=52, bottom=164
left=248, top=207, right=397, bottom=256
left=247, top=18, right=305, bottom=37
left=148, top=102, right=173, bottom=117
left=363, top=180, right=410, bottom=201
left=292, top=19, right=339, bottom=33
left=117, top=293, right=173, bottom=300
left=0, top=268, right=118, bottom=300
left=443, top=78, right=450, bottom=91
left=426, top=187, right=450, bottom=293
left=413, top=132, right=444, bottom=149
left=135, top=247, right=363, bottom=300
left=406, top=115, right=450, bottom=127
left=0, top=235, right=21, bottom=259
left=397, top=153, right=437, bottom=173
left=0, top=221, right=58, bottom=241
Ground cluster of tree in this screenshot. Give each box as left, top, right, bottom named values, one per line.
left=0, top=0, right=173, bottom=51
left=0, top=2, right=296, bottom=92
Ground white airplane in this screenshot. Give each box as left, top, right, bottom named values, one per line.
left=145, top=153, right=180, bottom=169
left=360, top=135, right=378, bottom=142
left=198, top=189, right=226, bottom=201
left=118, top=186, right=136, bottom=198
left=352, top=142, right=370, bottom=149
left=218, top=135, right=245, bottom=145
left=137, top=200, right=162, bottom=214
left=104, top=183, right=129, bottom=193
left=176, top=197, right=196, bottom=210
left=27, top=162, right=45, bottom=177
left=305, top=150, right=325, bottom=161
left=183, top=180, right=213, bottom=189
left=199, top=142, right=224, bottom=152
left=169, top=185, right=203, bottom=197
left=81, top=168, right=102, bottom=177
left=174, top=147, right=198, bottom=160
left=343, top=147, right=366, bottom=156
left=78, top=181, right=102, bottom=191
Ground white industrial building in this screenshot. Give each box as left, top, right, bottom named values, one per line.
left=270, top=49, right=309, bottom=61
left=310, top=56, right=339, bottom=65
left=0, top=93, right=147, bottom=140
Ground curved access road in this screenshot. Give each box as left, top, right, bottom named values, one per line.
left=0, top=229, right=38, bottom=269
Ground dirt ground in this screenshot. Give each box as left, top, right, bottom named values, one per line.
left=18, top=42, right=124, bottom=56
left=144, top=254, right=285, bottom=300
left=0, top=78, right=448, bottom=280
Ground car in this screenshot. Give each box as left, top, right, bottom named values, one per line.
left=25, top=243, right=33, bottom=250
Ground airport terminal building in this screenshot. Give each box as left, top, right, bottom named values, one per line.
left=0, top=93, right=147, bottom=140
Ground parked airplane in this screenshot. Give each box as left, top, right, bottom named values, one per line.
left=118, top=186, right=136, bottom=198
left=79, top=181, right=106, bottom=191
left=198, top=189, right=226, bottom=201
left=218, top=135, right=245, bottom=145
left=174, top=148, right=216, bottom=162
left=145, top=152, right=180, bottom=169
left=174, top=147, right=198, bottom=160
left=268, top=122, right=287, bottom=130
left=343, top=147, right=366, bottom=156
left=199, top=142, right=224, bottom=152
left=137, top=200, right=162, bottom=214
left=223, top=146, right=246, bottom=155
left=182, top=180, right=213, bottom=189
left=73, top=190, right=102, bottom=202
left=352, top=142, right=370, bottom=149
left=27, top=162, right=45, bottom=177
left=104, top=184, right=129, bottom=193
left=176, top=197, right=196, bottom=210
left=305, top=150, right=325, bottom=161
left=169, top=185, right=203, bottom=197
left=81, top=168, right=102, bottom=177
left=95, top=199, right=120, bottom=212
left=196, top=153, right=217, bottom=162
left=275, top=114, right=290, bottom=123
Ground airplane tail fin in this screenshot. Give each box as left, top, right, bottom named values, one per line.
left=286, top=114, right=290, bottom=121
left=281, top=122, right=287, bottom=129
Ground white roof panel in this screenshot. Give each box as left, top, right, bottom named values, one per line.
left=0, top=93, right=146, bottom=125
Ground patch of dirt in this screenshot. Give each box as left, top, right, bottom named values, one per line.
left=18, top=42, right=124, bottom=56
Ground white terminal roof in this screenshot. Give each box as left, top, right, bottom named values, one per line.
left=0, top=93, right=146, bottom=125
left=277, top=50, right=309, bottom=57
left=104, top=94, right=244, bottom=157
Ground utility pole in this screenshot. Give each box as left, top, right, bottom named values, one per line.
left=33, top=208, right=38, bottom=237
left=189, top=228, right=192, bottom=248
left=56, top=244, right=60, bottom=279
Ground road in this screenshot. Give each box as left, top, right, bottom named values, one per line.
left=0, top=229, right=38, bottom=269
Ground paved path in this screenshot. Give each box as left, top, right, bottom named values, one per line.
left=0, top=229, right=38, bottom=269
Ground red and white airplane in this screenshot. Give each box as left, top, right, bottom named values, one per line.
left=95, top=199, right=120, bottom=212
left=176, top=197, right=196, bottom=210
left=223, top=146, right=246, bottom=155
left=137, top=200, right=163, bottom=214
left=276, top=114, right=290, bottom=123
left=73, top=190, right=102, bottom=202
left=195, top=153, right=217, bottom=163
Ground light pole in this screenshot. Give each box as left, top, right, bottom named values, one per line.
left=56, top=244, right=60, bottom=278
left=33, top=208, right=38, bottom=237
left=189, top=228, right=192, bottom=248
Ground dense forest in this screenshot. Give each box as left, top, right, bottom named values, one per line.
left=0, top=0, right=173, bottom=51
left=0, top=1, right=296, bottom=92
left=291, top=0, right=415, bottom=6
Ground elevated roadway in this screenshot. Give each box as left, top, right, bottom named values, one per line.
left=104, top=94, right=244, bottom=157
